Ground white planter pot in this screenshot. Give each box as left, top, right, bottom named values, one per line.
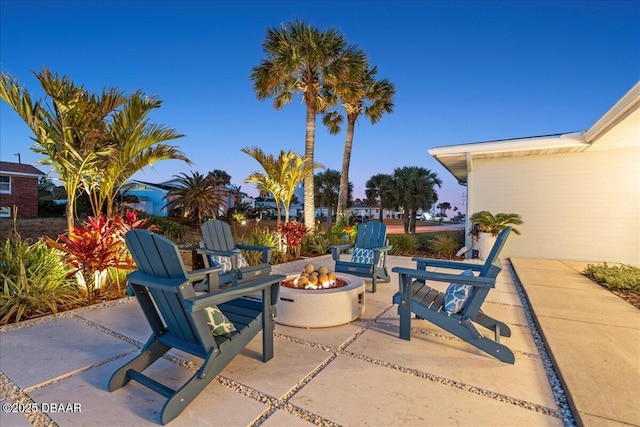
left=475, top=232, right=497, bottom=261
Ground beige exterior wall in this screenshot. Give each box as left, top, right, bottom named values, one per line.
left=468, top=145, right=640, bottom=265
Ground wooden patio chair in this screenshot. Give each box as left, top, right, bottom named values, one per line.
left=197, top=219, right=273, bottom=290
left=391, top=227, right=515, bottom=363
left=109, top=229, right=284, bottom=424
left=331, top=221, right=392, bottom=293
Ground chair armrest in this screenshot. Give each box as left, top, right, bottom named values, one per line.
left=236, top=244, right=273, bottom=264
left=410, top=257, right=484, bottom=272
left=127, top=271, right=189, bottom=290
left=331, top=243, right=355, bottom=251
left=196, top=247, right=240, bottom=268
left=185, top=274, right=286, bottom=312
left=374, top=245, right=393, bottom=253
left=188, top=266, right=221, bottom=281
left=330, top=243, right=355, bottom=261
left=391, top=267, right=496, bottom=288
left=196, top=248, right=240, bottom=258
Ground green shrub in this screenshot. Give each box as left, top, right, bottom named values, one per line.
left=303, top=232, right=334, bottom=255
left=583, top=263, right=640, bottom=290
left=0, top=235, right=82, bottom=324
left=389, top=234, right=418, bottom=256
left=136, top=211, right=185, bottom=242
left=238, top=226, right=279, bottom=266
left=430, top=234, right=462, bottom=259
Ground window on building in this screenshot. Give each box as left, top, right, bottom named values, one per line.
left=0, top=207, right=11, bottom=217
left=0, top=176, right=10, bottom=194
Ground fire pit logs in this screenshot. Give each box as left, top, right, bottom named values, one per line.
left=283, top=263, right=347, bottom=290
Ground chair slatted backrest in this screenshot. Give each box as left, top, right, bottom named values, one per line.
left=479, top=227, right=512, bottom=277
left=355, top=222, right=387, bottom=250
left=201, top=220, right=236, bottom=252
left=125, top=230, right=211, bottom=353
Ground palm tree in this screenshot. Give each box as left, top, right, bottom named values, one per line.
left=436, top=202, right=451, bottom=222
left=323, top=63, right=395, bottom=221
left=1, top=69, right=189, bottom=235
left=207, top=169, right=232, bottom=216
left=164, top=172, right=220, bottom=226
left=314, top=169, right=347, bottom=230
left=0, top=69, right=127, bottom=234
left=226, top=184, right=243, bottom=210
left=365, top=173, right=394, bottom=222
left=243, top=146, right=318, bottom=228
left=391, top=167, right=442, bottom=234
left=251, top=20, right=363, bottom=234
left=86, top=91, right=189, bottom=219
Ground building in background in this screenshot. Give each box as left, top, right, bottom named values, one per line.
left=430, top=82, right=640, bottom=265
left=0, top=161, right=46, bottom=218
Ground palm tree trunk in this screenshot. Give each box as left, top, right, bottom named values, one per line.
left=66, top=203, right=75, bottom=236
left=410, top=211, right=417, bottom=234
left=337, top=117, right=355, bottom=220
left=403, top=212, right=409, bottom=234
left=326, top=203, right=333, bottom=230
left=303, top=101, right=317, bottom=234
left=275, top=199, right=282, bottom=229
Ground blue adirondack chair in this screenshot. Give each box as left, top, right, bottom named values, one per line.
left=197, top=219, right=273, bottom=290
left=109, top=229, right=284, bottom=424
left=331, top=221, right=392, bottom=293
left=392, top=227, right=514, bottom=363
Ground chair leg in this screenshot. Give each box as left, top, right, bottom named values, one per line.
left=262, top=288, right=275, bottom=362
left=459, top=319, right=515, bottom=364
left=474, top=310, right=512, bottom=337
left=109, top=337, right=170, bottom=391
left=160, top=349, right=221, bottom=425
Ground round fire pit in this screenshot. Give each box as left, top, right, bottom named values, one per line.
left=276, top=273, right=366, bottom=328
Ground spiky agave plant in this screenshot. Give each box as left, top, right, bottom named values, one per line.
left=470, top=211, right=523, bottom=237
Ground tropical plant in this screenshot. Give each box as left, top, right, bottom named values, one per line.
left=243, top=146, right=318, bottom=228
left=278, top=221, right=308, bottom=258
left=388, top=234, right=418, bottom=256
left=323, top=62, right=395, bottom=220
left=45, top=214, right=148, bottom=301
left=164, top=171, right=221, bottom=226
left=237, top=227, right=280, bottom=266
left=1, top=68, right=126, bottom=235
left=436, top=202, right=451, bottom=222
left=391, top=166, right=442, bottom=234
left=0, top=69, right=189, bottom=234
left=251, top=20, right=364, bottom=233
left=469, top=211, right=523, bottom=238
left=302, top=232, right=334, bottom=255
left=0, top=235, right=81, bottom=324
left=83, top=91, right=188, bottom=219
left=136, top=211, right=185, bottom=242
left=314, top=169, right=347, bottom=230
left=430, top=234, right=462, bottom=259
left=330, top=213, right=358, bottom=242
left=365, top=173, right=394, bottom=222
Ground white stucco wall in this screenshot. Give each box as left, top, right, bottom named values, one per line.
left=468, top=145, right=640, bottom=265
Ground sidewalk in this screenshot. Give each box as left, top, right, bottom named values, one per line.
left=0, top=255, right=634, bottom=426
left=511, top=258, right=640, bottom=427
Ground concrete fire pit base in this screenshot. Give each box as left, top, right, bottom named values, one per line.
left=276, top=274, right=366, bottom=328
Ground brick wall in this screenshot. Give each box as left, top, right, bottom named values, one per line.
left=0, top=176, right=39, bottom=217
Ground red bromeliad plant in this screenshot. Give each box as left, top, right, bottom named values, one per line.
left=46, top=211, right=153, bottom=301
left=278, top=221, right=308, bottom=258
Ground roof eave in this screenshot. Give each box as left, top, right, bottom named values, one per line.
left=583, top=81, right=640, bottom=144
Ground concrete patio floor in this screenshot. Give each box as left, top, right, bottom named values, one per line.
left=1, top=255, right=637, bottom=426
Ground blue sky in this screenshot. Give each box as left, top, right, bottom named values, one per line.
left=1, top=1, right=639, bottom=211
